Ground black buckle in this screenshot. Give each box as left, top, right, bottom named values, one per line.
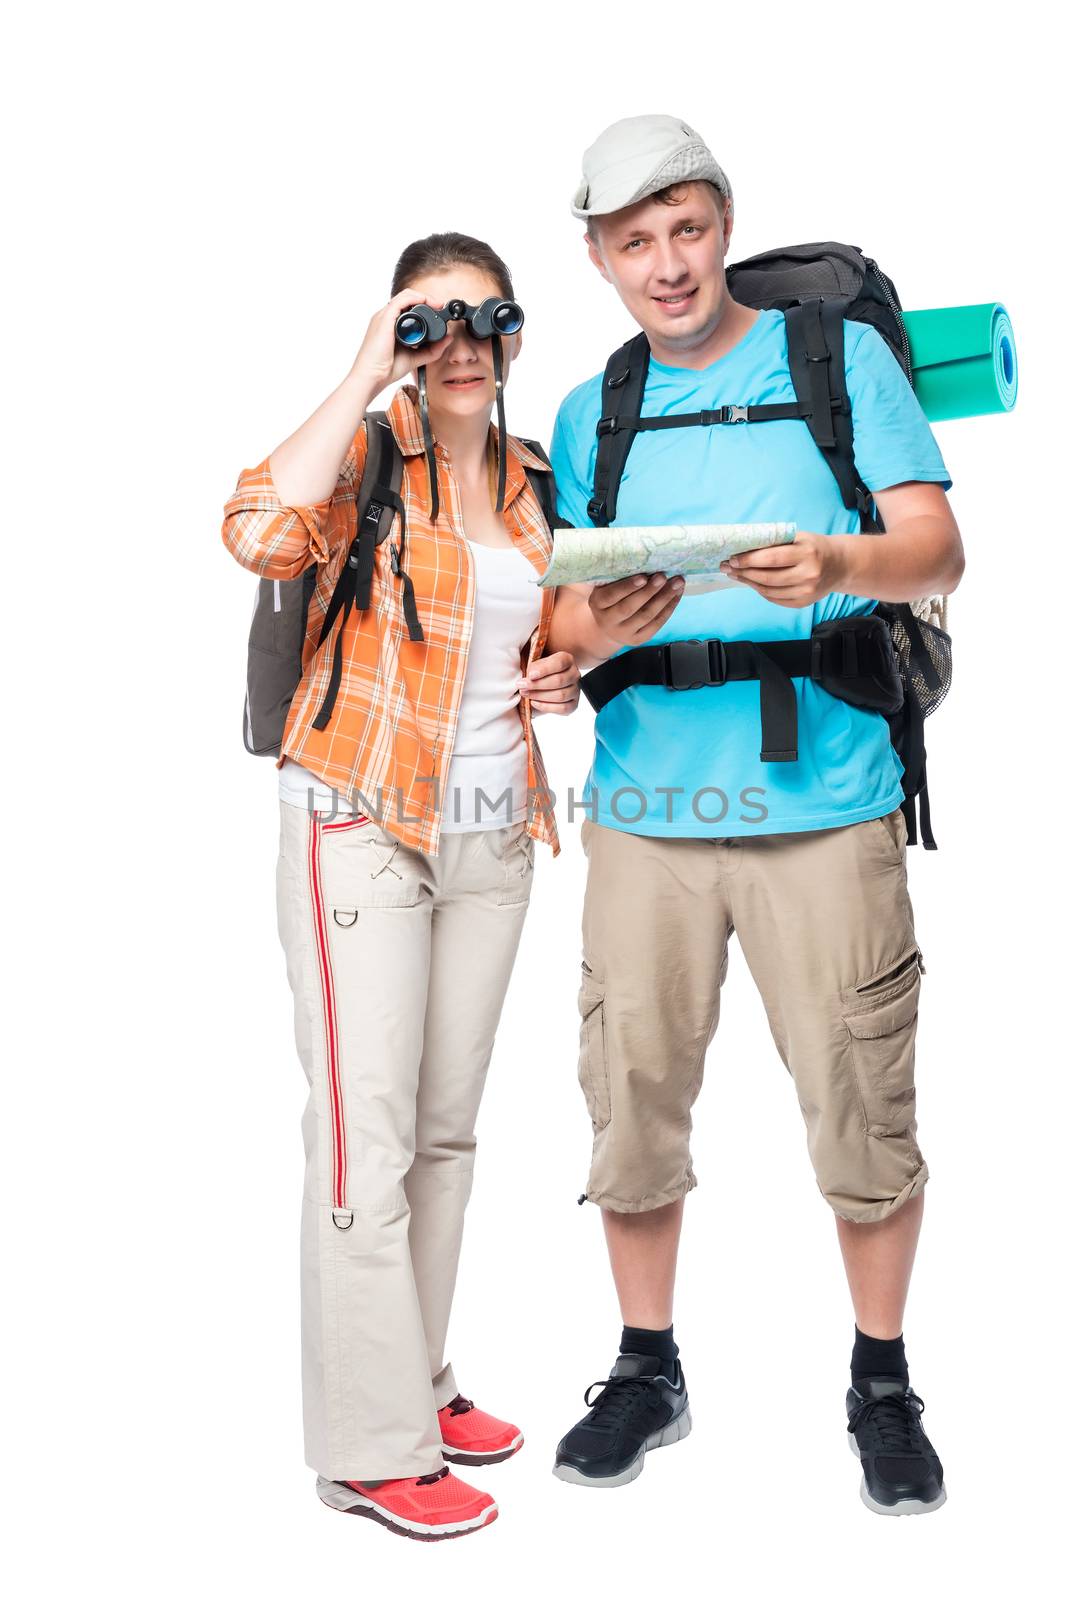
left=596, top=416, right=619, bottom=437
left=723, top=405, right=749, bottom=423
left=664, top=638, right=728, bottom=691
left=586, top=497, right=607, bottom=522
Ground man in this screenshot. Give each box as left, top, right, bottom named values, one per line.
left=538, top=114, right=964, bottom=1514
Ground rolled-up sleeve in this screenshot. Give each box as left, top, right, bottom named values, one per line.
left=221, top=431, right=366, bottom=579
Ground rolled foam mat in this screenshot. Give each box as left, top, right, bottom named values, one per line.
left=902, top=303, right=1017, bottom=421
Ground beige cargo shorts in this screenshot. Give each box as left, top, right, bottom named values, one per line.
left=576, top=809, right=928, bottom=1223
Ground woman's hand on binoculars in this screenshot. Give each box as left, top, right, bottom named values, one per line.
left=588, top=571, right=685, bottom=646
left=349, top=289, right=453, bottom=398
left=517, top=651, right=581, bottom=716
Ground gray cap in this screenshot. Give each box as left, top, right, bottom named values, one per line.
left=571, top=114, right=732, bottom=221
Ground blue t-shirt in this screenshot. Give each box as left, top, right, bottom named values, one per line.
left=550, top=309, right=951, bottom=838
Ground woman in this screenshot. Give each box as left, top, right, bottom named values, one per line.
left=221, top=234, right=579, bottom=1540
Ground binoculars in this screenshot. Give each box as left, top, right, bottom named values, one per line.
left=395, top=296, right=524, bottom=350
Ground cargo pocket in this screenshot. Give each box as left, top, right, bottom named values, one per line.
left=494, top=826, right=535, bottom=906
left=317, top=814, right=424, bottom=909
left=873, top=808, right=906, bottom=855
left=577, top=961, right=611, bottom=1131
left=843, top=949, right=922, bottom=1137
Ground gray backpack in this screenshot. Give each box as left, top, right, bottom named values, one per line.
left=242, top=411, right=405, bottom=756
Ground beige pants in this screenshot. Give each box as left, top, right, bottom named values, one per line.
left=275, top=800, right=534, bottom=1480
left=577, top=808, right=928, bottom=1223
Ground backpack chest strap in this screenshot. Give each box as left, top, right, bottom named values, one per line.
left=594, top=399, right=821, bottom=438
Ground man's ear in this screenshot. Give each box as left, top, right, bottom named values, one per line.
left=721, top=200, right=735, bottom=257
left=585, top=232, right=611, bottom=283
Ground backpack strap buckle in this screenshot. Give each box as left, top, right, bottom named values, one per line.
left=724, top=405, right=749, bottom=423
left=665, top=637, right=727, bottom=690
left=596, top=416, right=620, bottom=437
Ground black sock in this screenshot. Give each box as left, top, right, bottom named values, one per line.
left=851, top=1325, right=908, bottom=1387
left=620, top=1324, right=678, bottom=1369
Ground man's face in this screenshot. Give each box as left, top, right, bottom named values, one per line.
left=586, top=182, right=733, bottom=353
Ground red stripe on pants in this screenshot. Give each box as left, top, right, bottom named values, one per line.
left=307, top=814, right=347, bottom=1212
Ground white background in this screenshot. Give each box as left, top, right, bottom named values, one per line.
left=6, top=3, right=1061, bottom=1595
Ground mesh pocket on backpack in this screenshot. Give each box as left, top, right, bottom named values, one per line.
left=888, top=609, right=952, bottom=719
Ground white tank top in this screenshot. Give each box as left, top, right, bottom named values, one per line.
left=278, top=539, right=542, bottom=832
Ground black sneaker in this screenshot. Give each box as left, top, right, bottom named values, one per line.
left=553, top=1353, right=691, bottom=1488
left=846, top=1377, right=946, bottom=1515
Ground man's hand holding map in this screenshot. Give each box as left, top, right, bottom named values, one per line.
left=537, top=523, right=797, bottom=595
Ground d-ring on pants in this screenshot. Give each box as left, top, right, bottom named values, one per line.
left=275, top=799, right=535, bottom=1481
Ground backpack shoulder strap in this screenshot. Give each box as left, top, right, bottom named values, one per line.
left=355, top=410, right=388, bottom=521
left=362, top=417, right=421, bottom=642
left=310, top=413, right=413, bottom=731
left=784, top=298, right=878, bottom=527
left=588, top=333, right=651, bottom=526
left=356, top=409, right=401, bottom=523
left=514, top=434, right=549, bottom=469
left=785, top=304, right=946, bottom=711
left=357, top=411, right=404, bottom=518
left=513, top=435, right=572, bottom=532
left=350, top=410, right=403, bottom=612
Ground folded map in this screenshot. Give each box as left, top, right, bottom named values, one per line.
left=537, top=523, right=797, bottom=594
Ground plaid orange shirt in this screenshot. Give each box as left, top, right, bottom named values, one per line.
left=222, top=383, right=562, bottom=858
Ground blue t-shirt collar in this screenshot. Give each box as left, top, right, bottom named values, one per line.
left=646, top=307, right=772, bottom=378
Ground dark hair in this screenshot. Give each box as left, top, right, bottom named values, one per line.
left=390, top=231, right=515, bottom=300
left=656, top=179, right=726, bottom=213
left=587, top=179, right=725, bottom=242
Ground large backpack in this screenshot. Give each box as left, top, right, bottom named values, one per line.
left=242, top=411, right=405, bottom=757
left=584, top=242, right=952, bottom=849
left=242, top=412, right=561, bottom=757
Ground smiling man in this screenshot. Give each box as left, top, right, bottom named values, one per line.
left=542, top=115, right=964, bottom=1513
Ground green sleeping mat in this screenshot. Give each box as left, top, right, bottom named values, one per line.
left=902, top=303, right=1017, bottom=421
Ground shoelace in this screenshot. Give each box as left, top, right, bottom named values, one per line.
left=847, top=1390, right=927, bottom=1454
left=414, top=1467, right=451, bottom=1487
left=582, top=1376, right=663, bottom=1431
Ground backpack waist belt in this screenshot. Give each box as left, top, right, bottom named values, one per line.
left=579, top=613, right=904, bottom=765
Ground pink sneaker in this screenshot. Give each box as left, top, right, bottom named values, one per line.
left=316, top=1467, right=497, bottom=1540
left=438, top=1393, right=524, bottom=1466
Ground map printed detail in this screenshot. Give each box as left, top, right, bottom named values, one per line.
left=537, top=523, right=797, bottom=594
